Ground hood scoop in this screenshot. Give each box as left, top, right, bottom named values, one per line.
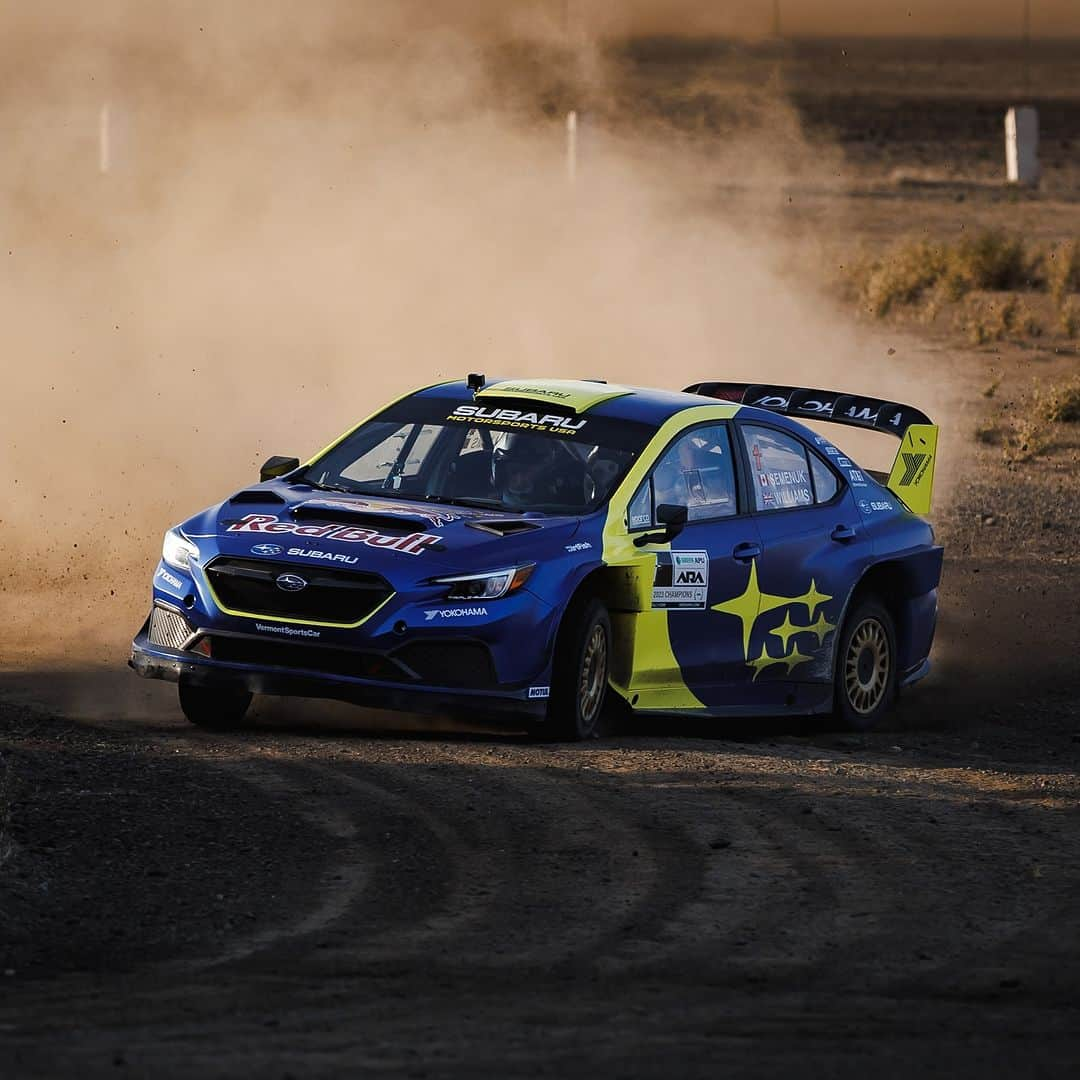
left=290, top=502, right=435, bottom=534
left=229, top=489, right=286, bottom=506
left=465, top=518, right=541, bottom=537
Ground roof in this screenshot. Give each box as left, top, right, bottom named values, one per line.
left=414, top=377, right=742, bottom=428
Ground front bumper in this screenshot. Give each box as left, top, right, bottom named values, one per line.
left=130, top=618, right=549, bottom=721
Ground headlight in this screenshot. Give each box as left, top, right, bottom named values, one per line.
left=432, top=564, right=534, bottom=601
left=162, top=529, right=199, bottom=571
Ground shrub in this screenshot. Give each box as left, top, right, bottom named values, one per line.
left=948, top=229, right=1029, bottom=293
left=1039, top=378, right=1080, bottom=424
left=1060, top=300, right=1079, bottom=340
left=860, top=240, right=949, bottom=317
left=1046, top=241, right=1080, bottom=307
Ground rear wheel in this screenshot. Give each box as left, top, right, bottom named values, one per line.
left=539, top=598, right=613, bottom=741
left=178, top=681, right=253, bottom=731
left=834, top=598, right=897, bottom=731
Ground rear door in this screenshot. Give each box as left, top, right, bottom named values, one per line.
left=733, top=422, right=874, bottom=707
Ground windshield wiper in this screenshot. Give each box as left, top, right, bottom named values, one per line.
left=425, top=494, right=510, bottom=511
left=302, top=479, right=413, bottom=500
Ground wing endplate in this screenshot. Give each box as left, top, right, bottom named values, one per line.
left=886, top=423, right=938, bottom=515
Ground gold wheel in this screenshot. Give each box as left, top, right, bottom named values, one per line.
left=578, top=623, right=609, bottom=733
left=844, top=616, right=891, bottom=717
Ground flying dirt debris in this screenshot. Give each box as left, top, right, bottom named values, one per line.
left=2, top=5, right=1080, bottom=1078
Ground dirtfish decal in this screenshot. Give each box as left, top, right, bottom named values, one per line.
left=227, top=514, right=440, bottom=555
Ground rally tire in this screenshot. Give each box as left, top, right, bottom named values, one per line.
left=178, top=681, right=253, bottom=732
left=542, top=598, right=613, bottom=742
left=834, top=597, right=897, bottom=732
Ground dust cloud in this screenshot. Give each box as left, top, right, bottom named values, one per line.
left=0, top=2, right=934, bottom=672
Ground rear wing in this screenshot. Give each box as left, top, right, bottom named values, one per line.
left=683, top=381, right=939, bottom=515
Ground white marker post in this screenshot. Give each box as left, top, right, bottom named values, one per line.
left=566, top=109, right=578, bottom=185
left=1005, top=106, right=1039, bottom=186
left=98, top=102, right=111, bottom=174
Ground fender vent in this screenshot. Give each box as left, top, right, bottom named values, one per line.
left=465, top=519, right=540, bottom=537
left=229, top=489, right=286, bottom=505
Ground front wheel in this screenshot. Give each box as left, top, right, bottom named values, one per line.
left=541, top=597, right=613, bottom=741
left=178, top=681, right=253, bottom=731
left=834, top=598, right=897, bottom=731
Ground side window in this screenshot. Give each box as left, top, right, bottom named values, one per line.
left=650, top=424, right=737, bottom=523
left=809, top=448, right=838, bottom=504
left=741, top=425, right=814, bottom=511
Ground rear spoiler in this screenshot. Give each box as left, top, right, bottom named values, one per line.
left=683, top=381, right=939, bottom=515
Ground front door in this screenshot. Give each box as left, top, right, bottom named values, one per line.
left=626, top=422, right=766, bottom=708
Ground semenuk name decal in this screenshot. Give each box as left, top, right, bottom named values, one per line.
left=227, top=514, right=440, bottom=555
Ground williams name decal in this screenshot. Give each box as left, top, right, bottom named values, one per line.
left=227, top=514, right=440, bottom=555
left=652, top=550, right=709, bottom=610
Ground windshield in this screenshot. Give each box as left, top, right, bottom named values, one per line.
left=301, top=397, right=656, bottom=514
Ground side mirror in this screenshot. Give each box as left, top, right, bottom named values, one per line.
left=260, top=455, right=300, bottom=482
left=633, top=503, right=689, bottom=547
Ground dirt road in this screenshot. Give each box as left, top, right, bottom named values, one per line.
left=3, top=536, right=1080, bottom=1077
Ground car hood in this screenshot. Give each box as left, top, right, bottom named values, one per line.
left=184, top=481, right=585, bottom=576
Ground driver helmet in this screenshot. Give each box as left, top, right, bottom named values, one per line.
left=491, top=434, right=557, bottom=508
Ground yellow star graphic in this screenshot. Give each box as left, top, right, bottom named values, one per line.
left=770, top=611, right=802, bottom=650
left=782, top=644, right=813, bottom=674
left=713, top=560, right=834, bottom=659
left=713, top=559, right=814, bottom=658
left=748, top=640, right=815, bottom=681
left=806, top=612, right=837, bottom=646
left=747, top=640, right=785, bottom=681
left=793, top=580, right=831, bottom=620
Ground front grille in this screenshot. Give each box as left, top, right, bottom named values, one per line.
left=148, top=605, right=192, bottom=650
left=205, top=558, right=392, bottom=625
left=392, top=641, right=496, bottom=689
left=207, top=636, right=409, bottom=681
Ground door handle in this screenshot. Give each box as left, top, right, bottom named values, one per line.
left=732, top=541, right=762, bottom=563
left=831, top=524, right=857, bottom=543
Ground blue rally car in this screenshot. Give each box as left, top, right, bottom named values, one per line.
left=130, top=376, right=942, bottom=739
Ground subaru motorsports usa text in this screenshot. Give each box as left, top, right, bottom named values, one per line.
left=130, top=377, right=942, bottom=739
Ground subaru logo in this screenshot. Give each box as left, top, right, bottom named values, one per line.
left=275, top=573, right=308, bottom=592
left=252, top=544, right=283, bottom=556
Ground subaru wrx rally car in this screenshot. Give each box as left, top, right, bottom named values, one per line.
left=131, top=376, right=942, bottom=738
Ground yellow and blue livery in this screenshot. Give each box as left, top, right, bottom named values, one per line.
left=130, top=375, right=943, bottom=737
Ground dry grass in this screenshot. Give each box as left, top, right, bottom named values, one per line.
left=1045, top=241, right=1080, bottom=308
left=983, top=376, right=1080, bottom=463
left=856, top=229, right=1034, bottom=318
left=851, top=229, right=1078, bottom=343
left=1002, top=416, right=1048, bottom=463
left=1038, top=378, right=1080, bottom=424
left=1060, top=300, right=1080, bottom=340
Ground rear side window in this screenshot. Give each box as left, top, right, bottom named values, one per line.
left=809, top=449, right=839, bottom=503
left=741, top=425, right=814, bottom=511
